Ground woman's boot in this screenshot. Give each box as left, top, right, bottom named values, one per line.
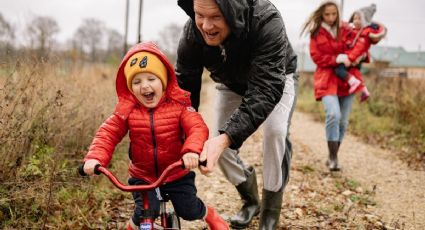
left=258, top=189, right=283, bottom=230
left=230, top=166, right=260, bottom=229
left=326, top=141, right=340, bottom=171
left=204, top=206, right=229, bottom=230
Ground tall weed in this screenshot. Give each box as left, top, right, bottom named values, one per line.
left=0, top=56, right=119, bottom=228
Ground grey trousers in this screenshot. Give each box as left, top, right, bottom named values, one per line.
left=216, top=73, right=298, bottom=192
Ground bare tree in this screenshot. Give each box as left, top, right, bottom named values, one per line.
left=106, top=29, right=123, bottom=61
left=157, top=23, right=183, bottom=63
left=0, top=13, right=15, bottom=59
left=0, top=13, right=14, bottom=46
left=74, top=18, right=105, bottom=62
left=26, top=16, right=60, bottom=58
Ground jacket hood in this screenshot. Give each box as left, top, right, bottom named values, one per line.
left=178, top=0, right=252, bottom=39
left=116, top=42, right=191, bottom=108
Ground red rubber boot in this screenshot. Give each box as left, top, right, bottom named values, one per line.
left=204, top=206, right=229, bottom=230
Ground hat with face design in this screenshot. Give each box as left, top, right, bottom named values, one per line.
left=124, top=51, right=168, bottom=91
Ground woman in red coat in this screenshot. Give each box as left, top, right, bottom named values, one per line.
left=82, top=42, right=229, bottom=229
left=301, top=0, right=362, bottom=171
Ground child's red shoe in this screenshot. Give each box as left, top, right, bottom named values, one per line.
left=348, top=75, right=361, bottom=94
left=205, top=206, right=229, bottom=230
left=360, top=87, right=370, bottom=103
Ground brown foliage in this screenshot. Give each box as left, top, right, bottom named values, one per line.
left=0, top=57, right=116, bottom=180
left=0, top=56, right=120, bottom=228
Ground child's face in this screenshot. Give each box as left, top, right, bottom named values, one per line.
left=322, top=4, right=338, bottom=27
left=353, top=13, right=362, bottom=29
left=131, top=72, right=164, bottom=108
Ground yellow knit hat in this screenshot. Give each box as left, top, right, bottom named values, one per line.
left=124, top=51, right=168, bottom=91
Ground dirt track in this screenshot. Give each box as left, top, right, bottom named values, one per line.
left=179, top=79, right=425, bottom=229
left=290, top=112, right=425, bottom=229
left=108, top=79, right=424, bottom=229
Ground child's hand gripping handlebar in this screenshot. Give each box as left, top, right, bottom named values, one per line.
left=78, top=159, right=207, bottom=192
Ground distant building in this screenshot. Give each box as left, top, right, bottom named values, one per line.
left=369, top=46, right=425, bottom=78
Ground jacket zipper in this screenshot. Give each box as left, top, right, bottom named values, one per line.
left=149, top=109, right=159, bottom=178
left=219, top=44, right=227, bottom=62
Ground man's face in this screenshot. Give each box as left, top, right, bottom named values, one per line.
left=193, top=0, right=230, bottom=46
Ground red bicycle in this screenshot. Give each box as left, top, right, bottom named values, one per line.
left=78, top=160, right=205, bottom=230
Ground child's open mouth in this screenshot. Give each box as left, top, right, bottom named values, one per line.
left=143, top=92, right=155, bottom=101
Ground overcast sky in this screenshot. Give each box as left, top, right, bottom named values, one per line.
left=1, top=0, right=424, bottom=52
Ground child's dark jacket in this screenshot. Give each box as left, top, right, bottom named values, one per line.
left=85, top=42, right=209, bottom=183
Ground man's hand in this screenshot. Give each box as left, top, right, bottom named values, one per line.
left=182, top=152, right=200, bottom=169
left=83, top=159, right=101, bottom=176
left=199, top=133, right=231, bottom=175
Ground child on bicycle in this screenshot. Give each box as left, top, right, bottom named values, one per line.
left=335, top=3, right=386, bottom=102
left=82, top=42, right=229, bottom=230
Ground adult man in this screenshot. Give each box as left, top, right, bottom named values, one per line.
left=176, top=0, right=298, bottom=229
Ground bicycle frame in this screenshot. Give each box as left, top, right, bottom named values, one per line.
left=79, top=160, right=184, bottom=230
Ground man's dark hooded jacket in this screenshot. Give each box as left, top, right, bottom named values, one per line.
left=176, top=0, right=297, bottom=149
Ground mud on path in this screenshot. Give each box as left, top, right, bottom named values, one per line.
left=107, top=79, right=425, bottom=229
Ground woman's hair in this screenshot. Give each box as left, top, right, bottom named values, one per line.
left=300, top=1, right=340, bottom=39
left=348, top=11, right=360, bottom=24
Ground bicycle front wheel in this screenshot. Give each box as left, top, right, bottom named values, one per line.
left=165, top=211, right=181, bottom=229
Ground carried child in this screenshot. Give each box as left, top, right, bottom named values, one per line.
left=82, top=42, right=229, bottom=230
left=335, top=3, right=387, bottom=102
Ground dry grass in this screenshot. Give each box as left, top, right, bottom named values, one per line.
left=0, top=57, right=118, bottom=228
left=0, top=58, right=116, bottom=179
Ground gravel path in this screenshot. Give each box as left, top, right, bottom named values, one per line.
left=181, top=79, right=425, bottom=229
left=291, top=112, right=425, bottom=229
left=110, top=79, right=425, bottom=229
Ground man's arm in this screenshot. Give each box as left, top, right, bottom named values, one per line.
left=219, top=15, right=292, bottom=149
left=175, top=21, right=204, bottom=110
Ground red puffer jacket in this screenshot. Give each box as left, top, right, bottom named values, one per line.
left=84, top=42, right=209, bottom=183
left=310, top=23, right=364, bottom=100
left=345, top=23, right=387, bottom=63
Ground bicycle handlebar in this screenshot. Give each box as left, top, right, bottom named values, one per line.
left=78, top=159, right=207, bottom=192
